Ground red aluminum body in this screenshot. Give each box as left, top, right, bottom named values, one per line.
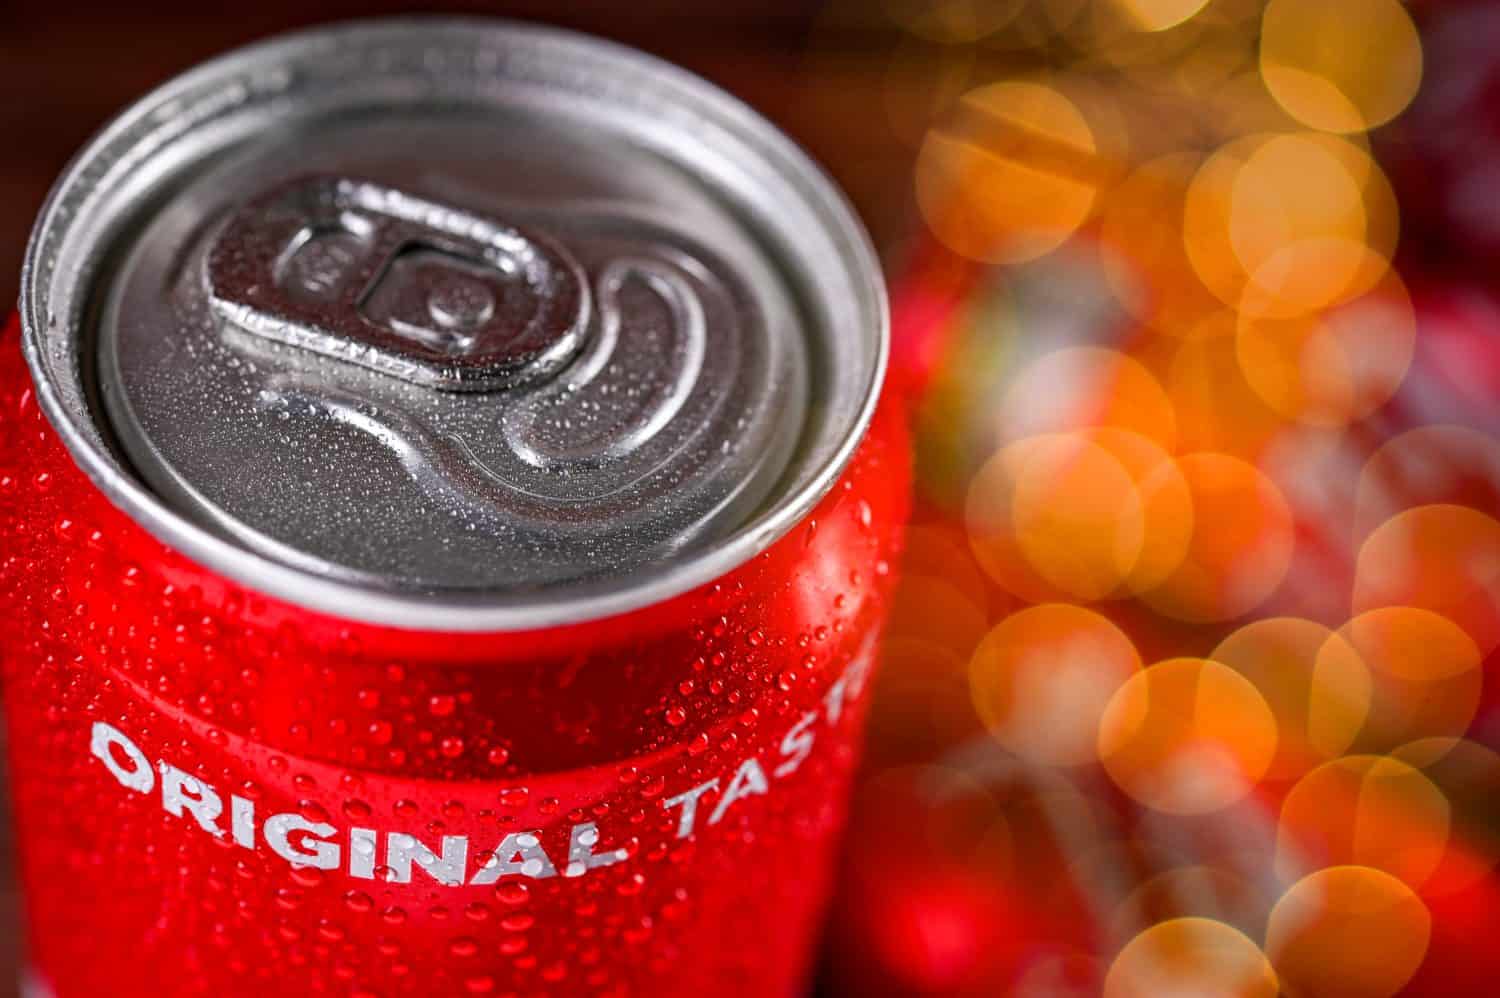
left=0, top=313, right=910, bottom=997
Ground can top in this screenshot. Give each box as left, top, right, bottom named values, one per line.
left=21, top=20, right=887, bottom=630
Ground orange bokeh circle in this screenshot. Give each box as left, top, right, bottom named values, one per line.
left=997, top=347, right=1178, bottom=450
left=968, top=433, right=1145, bottom=603
left=1277, top=754, right=1451, bottom=890
left=1098, top=657, right=1279, bottom=815
left=1211, top=618, right=1372, bottom=782
left=1337, top=607, right=1483, bottom=760
left=1138, top=453, right=1294, bottom=622
left=1236, top=257, right=1414, bottom=427
left=1353, top=504, right=1500, bottom=656
left=1266, top=866, right=1431, bottom=998
left=916, top=82, right=1099, bottom=264
left=970, top=603, right=1142, bottom=767
left=1105, top=917, right=1277, bottom=998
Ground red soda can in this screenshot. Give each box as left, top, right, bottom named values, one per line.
left=0, top=20, right=906, bottom=997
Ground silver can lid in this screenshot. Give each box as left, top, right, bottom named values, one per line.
left=21, top=20, right=887, bottom=629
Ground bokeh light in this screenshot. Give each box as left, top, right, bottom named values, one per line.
left=1097, top=657, right=1279, bottom=815
left=1259, top=0, right=1422, bottom=133
left=1161, top=315, right=1289, bottom=457
left=1338, top=607, right=1483, bottom=761
left=995, top=346, right=1178, bottom=448
left=1392, top=738, right=1500, bottom=897
left=916, top=82, right=1100, bottom=264
left=1353, top=504, right=1500, bottom=656
left=1084, top=428, right=1194, bottom=595
left=967, top=433, right=1144, bottom=602
left=1099, top=152, right=1222, bottom=332
left=1229, top=136, right=1374, bottom=310
left=1277, top=755, right=1452, bottom=890
left=970, top=604, right=1141, bottom=767
left=1210, top=618, right=1370, bottom=782
left=1111, top=0, right=1212, bottom=35
left=1353, top=425, right=1500, bottom=542
left=1236, top=261, right=1415, bottom=427
left=1104, top=917, right=1277, bottom=998
left=826, top=0, right=1496, bottom=992
left=1137, top=453, right=1294, bottom=622
left=1011, top=435, right=1150, bottom=599
left=1265, top=866, right=1431, bottom=998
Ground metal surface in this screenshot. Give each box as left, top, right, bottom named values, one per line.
left=20, top=18, right=887, bottom=626
left=205, top=175, right=594, bottom=392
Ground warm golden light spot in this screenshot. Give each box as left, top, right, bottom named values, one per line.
left=1086, top=428, right=1194, bottom=595
left=1260, top=0, right=1423, bottom=134
left=970, top=604, right=1142, bottom=767
left=1186, top=134, right=1396, bottom=320
left=1104, top=917, right=1277, bottom=998
left=1353, top=504, right=1500, bottom=655
left=968, top=434, right=1144, bottom=603
left=1392, top=738, right=1500, bottom=896
left=997, top=347, right=1178, bottom=449
left=1111, top=0, right=1211, bottom=33
left=1098, top=153, right=1224, bottom=332
left=1337, top=607, right=1482, bottom=762
left=1163, top=316, right=1288, bottom=458
left=1277, top=755, right=1451, bottom=889
left=1053, top=77, right=1135, bottom=169
left=1353, top=426, right=1500, bottom=542
left=1314, top=135, right=1400, bottom=274
left=1211, top=618, right=1371, bottom=782
left=1239, top=238, right=1395, bottom=323
left=1229, top=134, right=1367, bottom=296
left=1266, top=867, right=1431, bottom=998
left=1098, top=658, right=1279, bottom=815
left=1138, top=454, right=1294, bottom=622
left=1236, top=261, right=1415, bottom=426
left=916, top=83, right=1099, bottom=264
left=1014, top=435, right=1147, bottom=600
left=966, top=435, right=1140, bottom=600
left=1077, top=0, right=1209, bottom=72
left=885, top=0, right=1028, bottom=43
left=1183, top=135, right=1267, bottom=310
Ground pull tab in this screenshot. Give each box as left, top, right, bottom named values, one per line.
left=206, top=176, right=591, bottom=392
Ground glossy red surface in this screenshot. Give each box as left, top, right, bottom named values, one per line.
left=0, top=313, right=910, bottom=996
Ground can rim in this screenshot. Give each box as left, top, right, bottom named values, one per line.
left=20, top=17, right=889, bottom=633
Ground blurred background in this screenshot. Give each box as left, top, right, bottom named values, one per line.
left=8, top=0, right=1500, bottom=995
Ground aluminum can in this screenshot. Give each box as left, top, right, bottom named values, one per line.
left=0, top=20, right=906, bottom=998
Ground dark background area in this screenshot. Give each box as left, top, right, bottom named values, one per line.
left=0, top=1, right=917, bottom=990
